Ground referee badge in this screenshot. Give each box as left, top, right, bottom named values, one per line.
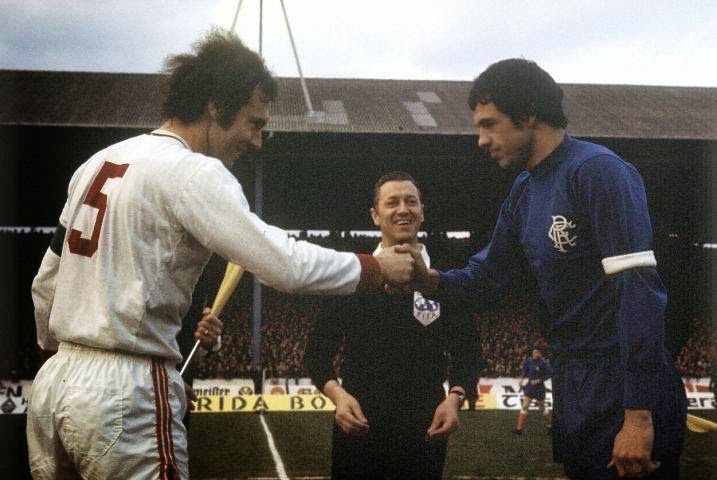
left=413, top=292, right=440, bottom=326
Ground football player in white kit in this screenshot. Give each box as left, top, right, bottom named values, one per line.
left=26, top=29, right=414, bottom=480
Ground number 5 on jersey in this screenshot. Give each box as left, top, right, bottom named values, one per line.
left=68, top=161, right=129, bottom=257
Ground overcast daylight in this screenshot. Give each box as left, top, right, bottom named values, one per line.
left=2, top=0, right=716, bottom=86
left=2, top=2, right=716, bottom=479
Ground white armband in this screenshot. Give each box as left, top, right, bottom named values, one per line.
left=601, top=250, right=656, bottom=275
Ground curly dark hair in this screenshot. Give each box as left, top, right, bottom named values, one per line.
left=468, top=58, right=567, bottom=129
left=161, top=28, right=278, bottom=129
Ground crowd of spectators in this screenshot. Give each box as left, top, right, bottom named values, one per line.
left=192, top=288, right=713, bottom=381
left=3, top=232, right=714, bottom=384
left=259, top=293, right=320, bottom=378
left=474, top=300, right=550, bottom=377
left=192, top=308, right=254, bottom=379
left=192, top=292, right=322, bottom=379
left=675, top=315, right=716, bottom=379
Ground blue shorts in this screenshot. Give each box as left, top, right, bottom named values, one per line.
left=551, top=353, right=686, bottom=479
left=523, top=383, right=546, bottom=401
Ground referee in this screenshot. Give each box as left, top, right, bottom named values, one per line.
left=305, top=172, right=479, bottom=479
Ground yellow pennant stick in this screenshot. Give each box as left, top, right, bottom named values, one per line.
left=180, top=262, right=245, bottom=376
left=686, top=413, right=717, bottom=433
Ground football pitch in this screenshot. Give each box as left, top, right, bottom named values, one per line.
left=188, top=409, right=717, bottom=480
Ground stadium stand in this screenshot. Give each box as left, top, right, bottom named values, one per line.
left=2, top=231, right=713, bottom=383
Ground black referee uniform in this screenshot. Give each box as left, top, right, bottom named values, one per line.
left=305, top=290, right=478, bottom=479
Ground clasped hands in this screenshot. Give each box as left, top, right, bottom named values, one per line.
left=374, top=243, right=435, bottom=293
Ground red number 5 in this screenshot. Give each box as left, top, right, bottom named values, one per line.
left=68, top=161, right=129, bottom=257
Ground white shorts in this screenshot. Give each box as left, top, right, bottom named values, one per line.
left=27, top=343, right=188, bottom=479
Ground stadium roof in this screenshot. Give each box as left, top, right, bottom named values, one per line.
left=1, top=69, right=715, bottom=140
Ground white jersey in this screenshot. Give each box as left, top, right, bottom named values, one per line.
left=32, top=131, right=362, bottom=362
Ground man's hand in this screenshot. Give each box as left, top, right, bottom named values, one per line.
left=194, top=307, right=223, bottom=350
left=324, top=381, right=369, bottom=436
left=427, top=394, right=461, bottom=440
left=530, top=379, right=541, bottom=386
left=184, top=381, right=198, bottom=411
left=607, top=409, right=660, bottom=478
left=393, top=244, right=439, bottom=293
left=375, top=245, right=414, bottom=285
left=334, top=391, right=370, bottom=436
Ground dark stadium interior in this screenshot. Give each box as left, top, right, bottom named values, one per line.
left=1, top=82, right=715, bottom=478
left=3, top=125, right=713, bottom=234
left=1, top=124, right=714, bottom=380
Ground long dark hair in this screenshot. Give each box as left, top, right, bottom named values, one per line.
left=161, top=28, right=278, bottom=129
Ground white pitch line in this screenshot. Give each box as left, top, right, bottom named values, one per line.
left=259, top=414, right=290, bottom=480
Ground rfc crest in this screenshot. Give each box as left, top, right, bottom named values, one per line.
left=548, top=215, right=578, bottom=252
left=413, top=292, right=440, bottom=326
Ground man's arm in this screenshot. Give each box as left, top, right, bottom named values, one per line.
left=446, top=300, right=479, bottom=400
left=427, top=300, right=478, bottom=439
left=304, top=298, right=369, bottom=436
left=323, top=380, right=369, bottom=436
left=31, top=224, right=66, bottom=352
left=176, top=161, right=412, bottom=296
left=304, top=298, right=344, bottom=392
left=576, top=155, right=664, bottom=477
left=31, top=164, right=86, bottom=353
left=194, top=307, right=223, bottom=353
left=403, top=199, right=522, bottom=300
left=426, top=389, right=462, bottom=440
left=514, top=358, right=529, bottom=389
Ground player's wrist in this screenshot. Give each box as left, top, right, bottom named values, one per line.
left=448, top=388, right=465, bottom=408
left=624, top=409, right=652, bottom=426
left=417, top=269, right=440, bottom=294
left=323, top=380, right=347, bottom=404
left=355, top=254, right=384, bottom=293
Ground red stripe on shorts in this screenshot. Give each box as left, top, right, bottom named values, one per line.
left=151, top=359, right=180, bottom=480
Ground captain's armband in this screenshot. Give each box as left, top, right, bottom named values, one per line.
left=601, top=250, right=656, bottom=275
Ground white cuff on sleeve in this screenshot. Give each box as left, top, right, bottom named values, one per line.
left=197, top=335, right=222, bottom=357
left=602, top=250, right=656, bottom=275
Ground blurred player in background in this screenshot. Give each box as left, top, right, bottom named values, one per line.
left=405, top=59, right=686, bottom=479
left=513, top=347, right=552, bottom=435
left=27, top=29, right=413, bottom=480
left=305, top=172, right=478, bottom=479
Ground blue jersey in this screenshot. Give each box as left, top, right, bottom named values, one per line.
left=440, top=134, right=670, bottom=411
left=521, top=357, right=552, bottom=384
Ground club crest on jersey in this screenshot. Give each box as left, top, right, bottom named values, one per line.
left=413, top=292, right=440, bottom=326
left=548, top=215, right=578, bottom=253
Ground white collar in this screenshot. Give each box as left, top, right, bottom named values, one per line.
left=149, top=129, right=192, bottom=151
left=372, top=242, right=430, bottom=269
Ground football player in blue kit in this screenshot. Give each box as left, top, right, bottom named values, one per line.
left=404, top=58, right=687, bottom=479
left=513, top=348, right=553, bottom=435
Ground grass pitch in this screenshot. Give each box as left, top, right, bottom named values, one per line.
left=188, top=409, right=716, bottom=479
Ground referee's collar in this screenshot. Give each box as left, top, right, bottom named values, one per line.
left=372, top=242, right=431, bottom=269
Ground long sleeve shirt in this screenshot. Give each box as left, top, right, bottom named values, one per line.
left=439, top=134, right=669, bottom=410
left=32, top=131, right=379, bottom=362
left=306, top=246, right=478, bottom=418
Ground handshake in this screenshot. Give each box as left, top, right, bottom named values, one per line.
left=374, top=244, right=438, bottom=293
